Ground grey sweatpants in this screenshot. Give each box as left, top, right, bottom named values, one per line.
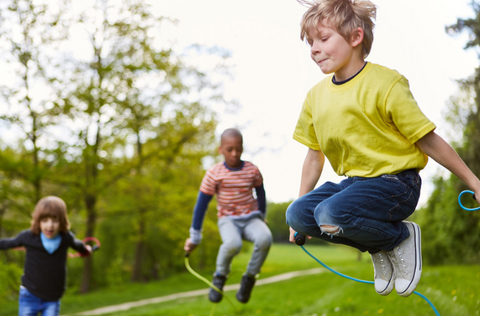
left=215, top=215, right=272, bottom=276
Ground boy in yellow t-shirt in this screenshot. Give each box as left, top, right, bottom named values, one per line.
left=286, top=0, right=480, bottom=297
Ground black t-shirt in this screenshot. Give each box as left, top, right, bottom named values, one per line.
left=0, top=229, right=88, bottom=301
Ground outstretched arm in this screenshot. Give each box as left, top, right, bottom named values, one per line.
left=0, top=234, right=24, bottom=250
left=416, top=131, right=480, bottom=202
left=289, top=148, right=325, bottom=243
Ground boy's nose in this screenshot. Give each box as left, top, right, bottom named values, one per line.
left=311, top=41, right=321, bottom=54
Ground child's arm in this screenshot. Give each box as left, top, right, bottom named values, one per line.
left=184, top=191, right=213, bottom=253
left=255, top=184, right=266, bottom=218
left=416, top=131, right=480, bottom=202
left=0, top=232, right=25, bottom=250
left=289, top=148, right=325, bottom=243
left=68, top=232, right=92, bottom=255
left=299, top=148, right=325, bottom=196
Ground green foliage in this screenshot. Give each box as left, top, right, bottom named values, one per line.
left=417, top=1, right=480, bottom=264
left=0, top=0, right=231, bottom=294
left=0, top=261, right=23, bottom=303
left=266, top=201, right=291, bottom=243
left=416, top=175, right=480, bottom=264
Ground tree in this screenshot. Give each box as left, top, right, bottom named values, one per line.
left=416, top=1, right=480, bottom=264
left=0, top=0, right=234, bottom=293
left=50, top=0, right=231, bottom=289
left=0, top=0, right=71, bottom=204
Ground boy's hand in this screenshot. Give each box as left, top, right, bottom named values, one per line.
left=474, top=190, right=480, bottom=204
left=77, top=245, right=93, bottom=257
left=184, top=238, right=198, bottom=254
left=288, top=227, right=311, bottom=243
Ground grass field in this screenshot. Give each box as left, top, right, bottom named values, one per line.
left=1, top=243, right=479, bottom=316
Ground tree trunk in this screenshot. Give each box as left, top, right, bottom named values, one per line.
left=132, top=212, right=145, bottom=282
left=80, top=194, right=97, bottom=293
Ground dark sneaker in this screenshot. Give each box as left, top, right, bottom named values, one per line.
left=209, top=274, right=227, bottom=303
left=388, top=221, right=422, bottom=297
left=236, top=274, right=256, bottom=303
left=370, top=250, right=394, bottom=295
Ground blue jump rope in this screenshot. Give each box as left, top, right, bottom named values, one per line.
left=294, top=190, right=478, bottom=316
left=185, top=190, right=478, bottom=315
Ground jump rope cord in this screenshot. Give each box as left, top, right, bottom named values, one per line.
left=458, top=190, right=480, bottom=211
left=295, top=190, right=479, bottom=316
left=184, top=254, right=238, bottom=312
left=184, top=191, right=477, bottom=315
left=298, top=244, right=441, bottom=316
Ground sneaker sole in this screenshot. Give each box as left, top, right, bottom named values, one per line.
left=397, top=221, right=422, bottom=297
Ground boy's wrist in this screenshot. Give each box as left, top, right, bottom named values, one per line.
left=189, top=227, right=202, bottom=244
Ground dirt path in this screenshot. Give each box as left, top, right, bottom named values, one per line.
left=65, top=268, right=324, bottom=316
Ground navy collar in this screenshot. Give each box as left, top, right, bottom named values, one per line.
left=332, top=62, right=368, bottom=85
left=223, top=161, right=244, bottom=171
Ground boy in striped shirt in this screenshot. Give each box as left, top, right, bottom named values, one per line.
left=184, top=128, right=272, bottom=304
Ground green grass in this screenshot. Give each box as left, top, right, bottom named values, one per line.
left=2, top=243, right=479, bottom=316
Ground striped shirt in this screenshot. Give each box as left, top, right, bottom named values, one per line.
left=200, top=161, right=263, bottom=217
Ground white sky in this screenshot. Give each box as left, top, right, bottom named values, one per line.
left=151, top=0, right=479, bottom=205
left=1, top=0, right=477, bottom=205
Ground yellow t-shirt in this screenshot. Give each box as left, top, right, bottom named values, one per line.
left=293, top=62, right=436, bottom=177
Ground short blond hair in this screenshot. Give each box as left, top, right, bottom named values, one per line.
left=298, top=0, right=377, bottom=58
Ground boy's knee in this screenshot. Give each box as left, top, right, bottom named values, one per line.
left=320, top=224, right=341, bottom=235
left=285, top=201, right=299, bottom=226
left=256, top=234, right=273, bottom=250
left=223, top=240, right=243, bottom=255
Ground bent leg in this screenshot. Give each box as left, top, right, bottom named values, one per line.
left=314, top=171, right=421, bottom=252
left=286, top=179, right=370, bottom=250
left=242, top=218, right=272, bottom=276
left=216, top=217, right=243, bottom=276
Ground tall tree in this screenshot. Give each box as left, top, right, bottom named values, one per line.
left=0, top=0, right=70, bottom=204
left=52, top=0, right=231, bottom=289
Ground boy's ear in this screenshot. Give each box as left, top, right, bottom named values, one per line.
left=351, top=27, right=364, bottom=48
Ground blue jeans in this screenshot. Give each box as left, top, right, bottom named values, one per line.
left=18, top=286, right=61, bottom=316
left=216, top=215, right=272, bottom=276
left=286, top=169, right=421, bottom=253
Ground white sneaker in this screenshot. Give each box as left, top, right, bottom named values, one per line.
left=371, top=250, right=394, bottom=295
left=388, top=221, right=422, bottom=297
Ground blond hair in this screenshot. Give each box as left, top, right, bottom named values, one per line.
left=298, top=0, right=377, bottom=58
left=30, top=196, right=70, bottom=235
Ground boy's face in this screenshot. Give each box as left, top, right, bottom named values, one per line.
left=219, top=135, right=243, bottom=168
left=306, top=20, right=363, bottom=81
left=40, top=216, right=60, bottom=239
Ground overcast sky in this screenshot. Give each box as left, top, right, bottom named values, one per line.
left=150, top=0, right=479, bottom=205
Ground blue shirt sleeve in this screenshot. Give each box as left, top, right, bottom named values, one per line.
left=255, top=184, right=266, bottom=216
left=191, top=191, right=213, bottom=230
